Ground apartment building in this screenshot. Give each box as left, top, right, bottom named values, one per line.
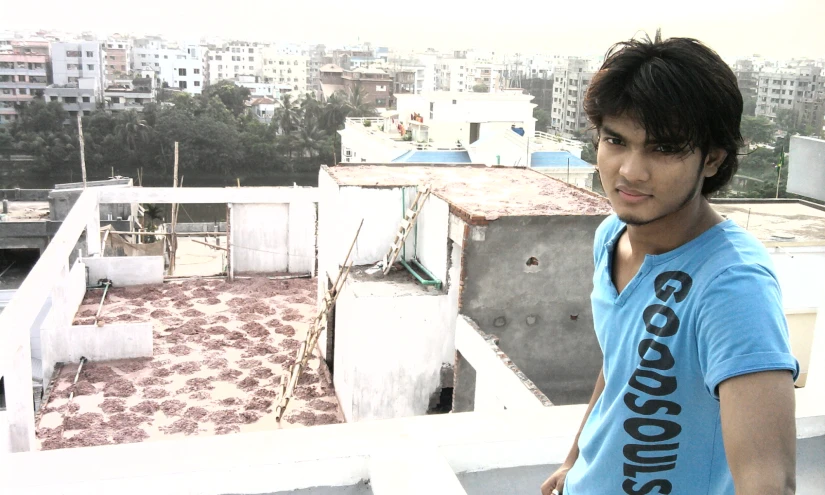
left=261, top=47, right=309, bottom=95
left=470, top=61, right=506, bottom=93
left=435, top=56, right=470, bottom=92
left=104, top=76, right=155, bottom=113
left=207, top=41, right=263, bottom=84
left=132, top=37, right=205, bottom=94
left=320, top=65, right=391, bottom=109
left=550, top=58, right=594, bottom=135
left=50, top=41, right=106, bottom=89
left=0, top=41, right=49, bottom=124
left=734, top=59, right=759, bottom=97
left=103, top=38, right=132, bottom=83
left=755, top=65, right=825, bottom=131
left=43, top=78, right=99, bottom=117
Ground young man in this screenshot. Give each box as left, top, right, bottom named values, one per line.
left=541, top=35, right=799, bottom=495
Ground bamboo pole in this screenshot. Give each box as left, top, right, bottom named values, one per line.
left=77, top=114, right=87, bottom=188
left=170, top=142, right=179, bottom=275
left=192, top=239, right=229, bottom=251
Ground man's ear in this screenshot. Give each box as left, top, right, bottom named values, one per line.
left=703, top=148, right=727, bottom=178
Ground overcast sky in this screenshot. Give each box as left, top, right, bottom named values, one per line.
left=2, top=0, right=823, bottom=59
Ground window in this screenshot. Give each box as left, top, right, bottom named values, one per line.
left=18, top=88, right=26, bottom=95
left=83, top=110, right=91, bottom=116
left=179, top=68, right=187, bottom=76
left=82, top=96, right=90, bottom=102
left=179, top=81, right=188, bottom=89
left=164, top=55, right=168, bottom=59
left=194, top=81, right=200, bottom=86
left=121, top=65, right=126, bottom=71
left=110, top=96, right=120, bottom=103
left=86, top=51, right=93, bottom=57
left=87, top=64, right=95, bottom=70
left=218, top=65, right=223, bottom=70
left=194, top=68, right=200, bottom=74
left=209, top=56, right=214, bottom=60
left=216, top=56, right=222, bottom=61
left=141, top=54, right=147, bottom=58
left=249, top=57, right=254, bottom=61
left=376, top=85, right=387, bottom=92
left=67, top=50, right=81, bottom=57
left=64, top=97, right=77, bottom=103
left=67, top=64, right=80, bottom=70
left=376, top=98, right=386, bottom=106
left=155, top=63, right=159, bottom=67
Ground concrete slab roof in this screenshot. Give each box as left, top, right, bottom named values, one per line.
left=324, top=165, right=611, bottom=221
left=36, top=277, right=341, bottom=451
left=1, top=201, right=50, bottom=221
left=711, top=200, right=825, bottom=245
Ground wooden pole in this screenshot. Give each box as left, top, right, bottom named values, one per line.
left=77, top=114, right=87, bottom=188
left=170, top=142, right=179, bottom=275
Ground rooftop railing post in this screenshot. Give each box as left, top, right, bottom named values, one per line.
left=85, top=191, right=101, bottom=257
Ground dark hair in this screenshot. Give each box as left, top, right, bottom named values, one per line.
left=584, top=33, right=743, bottom=196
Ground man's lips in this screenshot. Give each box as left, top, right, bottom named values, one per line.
left=616, top=187, right=650, bottom=202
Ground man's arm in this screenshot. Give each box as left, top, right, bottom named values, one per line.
left=541, top=367, right=605, bottom=495
left=719, top=370, right=796, bottom=495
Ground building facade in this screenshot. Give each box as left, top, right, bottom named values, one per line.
left=755, top=65, right=825, bottom=131
left=0, top=42, right=49, bottom=124
left=50, top=41, right=106, bottom=90
left=261, top=47, right=309, bottom=95
left=550, top=58, right=594, bottom=135
left=104, top=38, right=132, bottom=83
left=132, top=38, right=206, bottom=95
left=207, top=41, right=263, bottom=84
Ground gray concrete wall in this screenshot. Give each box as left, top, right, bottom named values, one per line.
left=83, top=256, right=164, bottom=286
left=459, top=215, right=606, bottom=405
left=0, top=189, right=51, bottom=201
left=42, top=322, right=153, bottom=366
left=788, top=136, right=825, bottom=202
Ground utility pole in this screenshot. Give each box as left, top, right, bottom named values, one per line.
left=77, top=113, right=87, bottom=188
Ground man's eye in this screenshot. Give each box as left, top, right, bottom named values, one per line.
left=654, top=144, right=680, bottom=154
left=604, top=137, right=622, bottom=145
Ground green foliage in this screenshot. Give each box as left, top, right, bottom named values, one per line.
left=6, top=88, right=350, bottom=181
left=581, top=142, right=597, bottom=165
left=533, top=108, right=551, bottom=133
left=472, top=84, right=489, bottom=93
left=740, top=116, right=775, bottom=145
left=742, top=94, right=756, bottom=117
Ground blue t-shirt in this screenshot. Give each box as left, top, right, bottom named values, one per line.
left=565, top=215, right=799, bottom=495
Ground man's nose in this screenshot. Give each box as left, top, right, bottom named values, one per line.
left=618, top=150, right=651, bottom=183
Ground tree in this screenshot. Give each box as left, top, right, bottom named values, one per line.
left=581, top=142, right=597, bottom=165
left=534, top=108, right=551, bottom=133
left=740, top=116, right=775, bottom=145
left=343, top=84, right=376, bottom=118
left=275, top=93, right=299, bottom=135
left=0, top=127, right=13, bottom=159
left=742, top=94, right=757, bottom=117
left=472, top=84, right=489, bottom=93
left=295, top=119, right=327, bottom=159
left=775, top=108, right=799, bottom=133
left=202, top=80, right=251, bottom=118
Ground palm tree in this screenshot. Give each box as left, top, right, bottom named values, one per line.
left=320, top=93, right=350, bottom=135
left=295, top=120, right=327, bottom=159
left=299, top=93, right=322, bottom=127
left=344, top=83, right=377, bottom=118
left=115, top=111, right=150, bottom=153
left=275, top=93, right=299, bottom=136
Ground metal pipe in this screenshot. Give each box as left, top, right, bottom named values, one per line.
left=68, top=356, right=88, bottom=401
left=94, top=280, right=111, bottom=326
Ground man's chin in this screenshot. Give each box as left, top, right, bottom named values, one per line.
left=616, top=211, right=657, bottom=227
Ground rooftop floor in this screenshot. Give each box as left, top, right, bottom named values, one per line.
left=1, top=200, right=50, bottom=221
left=324, top=165, right=610, bottom=219
left=713, top=201, right=825, bottom=244
left=36, top=277, right=341, bottom=450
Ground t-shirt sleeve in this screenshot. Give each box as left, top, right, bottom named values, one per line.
left=695, top=263, right=799, bottom=399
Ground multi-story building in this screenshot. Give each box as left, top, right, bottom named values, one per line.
left=261, top=47, right=309, bottom=96
left=207, top=41, right=263, bottom=84
left=0, top=41, right=49, bottom=124
left=755, top=65, right=825, bottom=131
left=103, top=38, right=132, bottom=83
left=470, top=62, right=506, bottom=93
left=320, top=66, right=391, bottom=109
left=50, top=41, right=106, bottom=91
left=734, top=59, right=759, bottom=97
left=233, top=74, right=280, bottom=99
left=43, top=78, right=99, bottom=118
left=132, top=37, right=206, bottom=94
left=550, top=58, right=595, bottom=135
left=308, top=45, right=326, bottom=99
left=435, top=55, right=470, bottom=93
left=104, top=76, right=155, bottom=113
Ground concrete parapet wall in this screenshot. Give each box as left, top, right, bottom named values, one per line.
left=83, top=256, right=164, bottom=286
left=455, top=315, right=548, bottom=412
left=45, top=322, right=152, bottom=365
left=0, top=189, right=51, bottom=201
left=230, top=202, right=316, bottom=274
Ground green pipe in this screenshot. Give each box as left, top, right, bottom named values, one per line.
left=399, top=258, right=442, bottom=290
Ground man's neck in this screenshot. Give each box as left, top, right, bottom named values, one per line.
left=625, top=197, right=723, bottom=256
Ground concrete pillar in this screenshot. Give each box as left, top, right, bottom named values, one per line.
left=5, top=339, right=36, bottom=453
left=2, top=199, right=8, bottom=214
left=85, top=199, right=101, bottom=257
left=41, top=262, right=70, bottom=391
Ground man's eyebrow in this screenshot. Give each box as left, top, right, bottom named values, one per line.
left=600, top=125, right=625, bottom=140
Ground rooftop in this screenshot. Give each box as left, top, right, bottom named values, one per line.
left=36, top=277, right=341, bottom=450
left=0, top=201, right=49, bottom=221
left=391, top=150, right=472, bottom=164
left=530, top=151, right=593, bottom=169
left=324, top=165, right=610, bottom=220
left=712, top=200, right=825, bottom=244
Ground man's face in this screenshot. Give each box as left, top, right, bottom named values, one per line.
left=596, top=114, right=719, bottom=226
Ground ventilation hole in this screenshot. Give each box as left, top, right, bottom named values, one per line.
left=526, top=257, right=539, bottom=266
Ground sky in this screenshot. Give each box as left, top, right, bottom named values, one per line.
left=2, top=0, right=824, bottom=60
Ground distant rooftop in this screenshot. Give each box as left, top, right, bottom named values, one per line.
left=324, top=165, right=610, bottom=220
left=391, top=150, right=472, bottom=164
left=712, top=200, right=825, bottom=244
left=531, top=151, right=593, bottom=169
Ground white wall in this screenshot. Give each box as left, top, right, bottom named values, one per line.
left=231, top=203, right=289, bottom=273
left=334, top=287, right=451, bottom=422
left=455, top=316, right=546, bottom=412
left=83, top=256, right=164, bottom=286
left=44, top=323, right=152, bottom=365
left=340, top=128, right=405, bottom=163
left=415, top=194, right=450, bottom=283
left=40, top=260, right=88, bottom=385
